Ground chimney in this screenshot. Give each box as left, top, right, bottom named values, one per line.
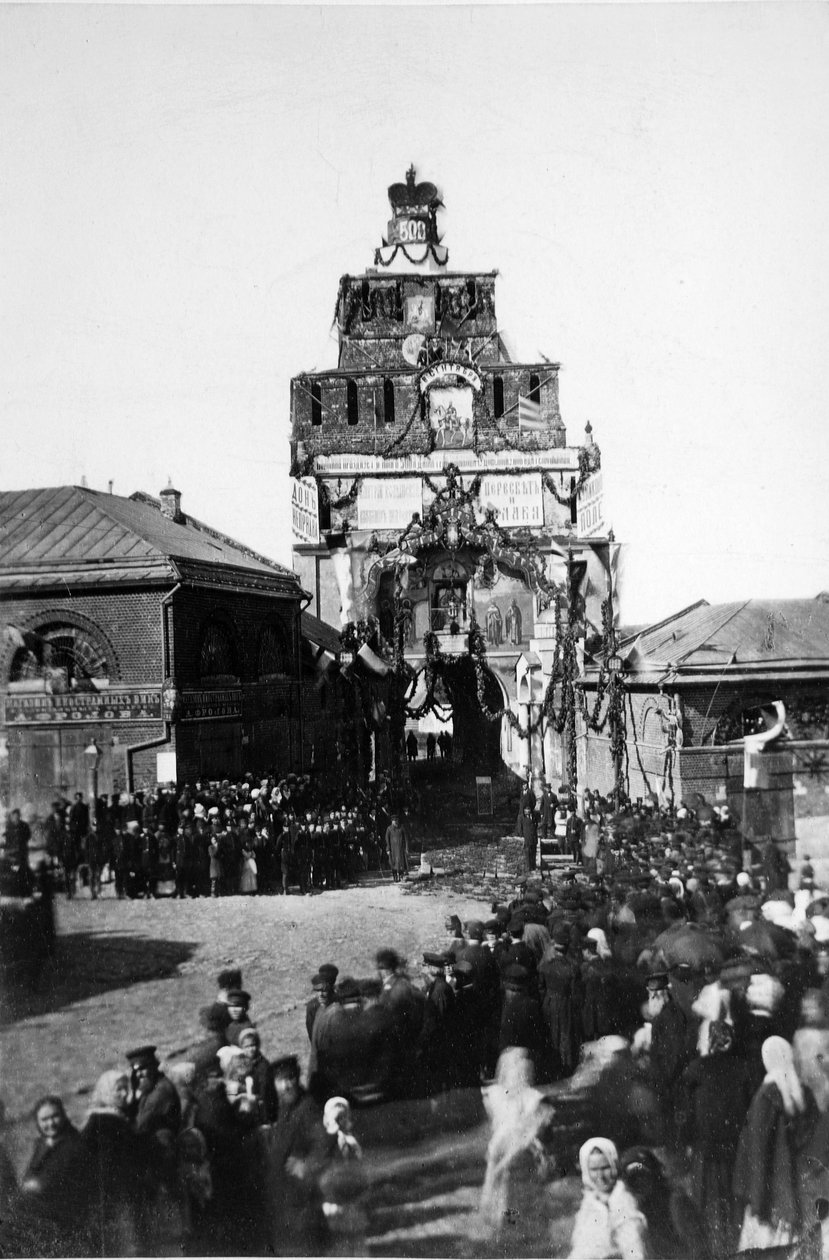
left=159, top=480, right=184, bottom=523
left=107, top=480, right=114, bottom=495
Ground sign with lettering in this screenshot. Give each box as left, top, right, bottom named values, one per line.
left=314, top=448, right=576, bottom=477
left=4, top=688, right=162, bottom=724
left=390, top=217, right=429, bottom=246
left=478, top=474, right=544, bottom=527
left=357, top=477, right=423, bottom=531
left=179, top=690, right=242, bottom=721
left=291, top=478, right=320, bottom=544
left=577, top=471, right=605, bottom=538
left=419, top=361, right=483, bottom=394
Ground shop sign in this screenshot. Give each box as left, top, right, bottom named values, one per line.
left=419, top=361, right=482, bottom=394
left=577, top=471, right=605, bottom=538
left=291, top=478, right=320, bottom=544
left=179, top=690, right=242, bottom=721
left=4, top=688, right=162, bottom=724
left=478, top=473, right=544, bottom=527
left=357, top=477, right=423, bottom=530
left=314, top=448, right=576, bottom=476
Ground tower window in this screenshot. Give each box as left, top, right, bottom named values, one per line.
left=529, top=373, right=541, bottom=405
left=383, top=378, right=395, bottom=425
left=493, top=375, right=504, bottom=419
left=466, top=278, right=477, bottom=309
left=346, top=379, right=359, bottom=426
left=570, top=476, right=577, bottom=526
left=311, top=382, right=322, bottom=427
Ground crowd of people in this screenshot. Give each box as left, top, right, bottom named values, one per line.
left=3, top=778, right=829, bottom=1257
left=1, top=774, right=416, bottom=901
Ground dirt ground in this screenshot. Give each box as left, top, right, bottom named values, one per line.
left=0, top=876, right=581, bottom=1256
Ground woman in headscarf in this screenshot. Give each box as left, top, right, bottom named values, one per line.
left=678, top=1020, right=753, bottom=1256
left=568, top=1136, right=645, bottom=1259
left=733, top=1035, right=821, bottom=1252
left=80, top=1069, right=158, bottom=1256
left=18, top=1095, right=85, bottom=1240
left=321, top=1097, right=362, bottom=1162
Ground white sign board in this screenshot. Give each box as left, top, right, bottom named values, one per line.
left=478, top=473, right=544, bottom=527
left=314, top=448, right=577, bottom=476
left=291, top=478, right=320, bottom=544
left=357, top=477, right=423, bottom=530
left=156, top=752, right=177, bottom=785
left=577, top=471, right=605, bottom=538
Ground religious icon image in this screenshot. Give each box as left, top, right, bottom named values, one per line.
left=428, top=385, right=474, bottom=448
left=485, top=601, right=503, bottom=646
left=404, top=294, right=435, bottom=333
left=505, top=598, right=523, bottom=644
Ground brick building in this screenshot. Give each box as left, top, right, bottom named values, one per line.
left=0, top=484, right=347, bottom=818
left=581, top=596, right=829, bottom=850
left=290, top=168, right=614, bottom=793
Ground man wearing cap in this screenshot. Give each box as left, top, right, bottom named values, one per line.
left=306, top=964, right=339, bottom=1041
left=225, top=991, right=254, bottom=1045
left=419, top=952, right=455, bottom=1094
left=377, top=948, right=424, bottom=1094
left=498, top=964, right=546, bottom=1079
left=127, top=1045, right=181, bottom=1145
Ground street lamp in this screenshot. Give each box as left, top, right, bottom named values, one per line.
left=84, top=739, right=101, bottom=828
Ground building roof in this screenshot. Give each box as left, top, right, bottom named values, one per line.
left=0, top=486, right=301, bottom=596
left=616, top=598, right=829, bottom=683
left=300, top=611, right=342, bottom=656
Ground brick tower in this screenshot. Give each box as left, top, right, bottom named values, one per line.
left=290, top=169, right=613, bottom=797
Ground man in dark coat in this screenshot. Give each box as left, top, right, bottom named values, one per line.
left=305, top=964, right=339, bottom=1041
left=260, top=1056, right=327, bottom=1256
left=67, top=793, right=89, bottom=850
left=498, top=965, right=547, bottom=1080
left=519, top=807, right=538, bottom=873
left=377, top=948, right=424, bottom=1093
left=418, top=952, right=456, bottom=1094
left=127, top=1046, right=181, bottom=1149
left=538, top=925, right=582, bottom=1078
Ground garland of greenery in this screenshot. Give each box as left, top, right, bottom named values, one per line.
left=373, top=242, right=446, bottom=268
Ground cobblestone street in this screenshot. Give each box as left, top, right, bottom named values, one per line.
left=2, top=878, right=582, bottom=1255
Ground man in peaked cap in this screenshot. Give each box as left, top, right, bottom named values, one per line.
left=306, top=963, right=339, bottom=1041
left=126, top=1045, right=181, bottom=1145
left=419, top=951, right=456, bottom=1094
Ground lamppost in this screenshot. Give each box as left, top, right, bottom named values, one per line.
left=84, top=739, right=101, bottom=828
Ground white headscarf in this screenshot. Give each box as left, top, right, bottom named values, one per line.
left=323, top=1096, right=362, bottom=1159
left=88, top=1070, right=129, bottom=1117
left=587, top=927, right=612, bottom=960
left=578, top=1137, right=619, bottom=1202
left=762, top=1035, right=806, bottom=1117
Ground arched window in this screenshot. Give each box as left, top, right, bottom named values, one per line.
left=8, top=622, right=110, bottom=692
left=528, top=373, right=541, bottom=405
left=493, top=375, right=504, bottom=419
left=383, top=378, right=395, bottom=425
left=346, top=379, right=359, bottom=426
left=258, top=624, right=290, bottom=678
left=199, top=620, right=238, bottom=681
left=310, top=382, right=322, bottom=427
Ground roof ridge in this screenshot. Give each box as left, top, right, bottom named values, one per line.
left=129, top=491, right=293, bottom=577
left=76, top=486, right=163, bottom=558
left=619, top=599, right=709, bottom=649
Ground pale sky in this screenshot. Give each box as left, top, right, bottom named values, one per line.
left=2, top=4, right=828, bottom=623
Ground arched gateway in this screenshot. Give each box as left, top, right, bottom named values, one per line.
left=290, top=169, right=617, bottom=806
